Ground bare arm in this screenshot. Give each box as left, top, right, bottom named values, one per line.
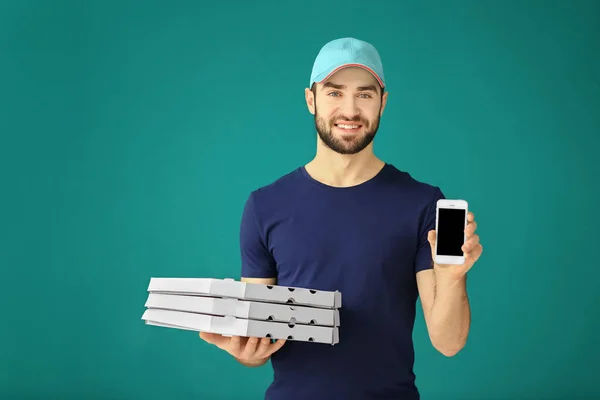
left=417, top=269, right=470, bottom=357
left=416, top=213, right=482, bottom=357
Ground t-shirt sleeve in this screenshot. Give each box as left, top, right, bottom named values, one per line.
left=414, top=186, right=446, bottom=274
left=239, top=191, right=278, bottom=279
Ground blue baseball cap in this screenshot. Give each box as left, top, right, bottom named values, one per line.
left=309, top=37, right=385, bottom=90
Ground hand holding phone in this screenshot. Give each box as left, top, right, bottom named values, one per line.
left=434, top=199, right=469, bottom=265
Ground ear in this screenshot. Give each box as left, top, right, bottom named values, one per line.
left=305, top=87, right=315, bottom=115
left=379, top=90, right=389, bottom=117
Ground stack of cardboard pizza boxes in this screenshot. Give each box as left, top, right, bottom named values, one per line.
left=141, top=277, right=341, bottom=345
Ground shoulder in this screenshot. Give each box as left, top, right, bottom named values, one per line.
left=380, top=164, right=444, bottom=237
left=254, top=167, right=305, bottom=193
left=380, top=163, right=444, bottom=205
left=245, top=167, right=307, bottom=215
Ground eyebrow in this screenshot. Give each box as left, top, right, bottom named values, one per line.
left=357, top=84, right=378, bottom=92
left=322, top=82, right=378, bottom=92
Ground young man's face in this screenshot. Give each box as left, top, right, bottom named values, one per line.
left=306, top=67, right=388, bottom=155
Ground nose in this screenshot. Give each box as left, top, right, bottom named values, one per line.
left=339, top=96, right=360, bottom=119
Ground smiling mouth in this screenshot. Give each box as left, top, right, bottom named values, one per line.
left=334, top=123, right=362, bottom=132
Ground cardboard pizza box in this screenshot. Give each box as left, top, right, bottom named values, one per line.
left=145, top=293, right=340, bottom=327
left=146, top=277, right=342, bottom=309
left=142, top=308, right=339, bottom=345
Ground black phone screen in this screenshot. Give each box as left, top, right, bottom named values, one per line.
left=436, top=208, right=466, bottom=256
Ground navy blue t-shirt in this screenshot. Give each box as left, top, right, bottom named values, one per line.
left=239, top=163, right=445, bottom=400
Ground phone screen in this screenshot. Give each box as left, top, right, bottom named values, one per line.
left=436, top=208, right=466, bottom=256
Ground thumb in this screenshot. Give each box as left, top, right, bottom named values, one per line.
left=428, top=230, right=436, bottom=260
left=428, top=230, right=436, bottom=245
left=200, top=332, right=229, bottom=347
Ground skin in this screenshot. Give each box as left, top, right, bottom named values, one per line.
left=199, top=327, right=284, bottom=367
left=303, top=66, right=389, bottom=188
left=422, top=212, right=482, bottom=356
left=199, top=66, right=483, bottom=364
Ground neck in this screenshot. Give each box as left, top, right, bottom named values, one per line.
left=305, top=142, right=385, bottom=187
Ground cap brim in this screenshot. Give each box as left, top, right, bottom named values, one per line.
left=318, top=63, right=385, bottom=88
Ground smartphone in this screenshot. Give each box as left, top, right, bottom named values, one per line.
left=434, top=199, right=468, bottom=265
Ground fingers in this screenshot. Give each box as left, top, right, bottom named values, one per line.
left=465, top=220, right=477, bottom=237
left=253, top=337, right=276, bottom=359
left=229, top=335, right=245, bottom=356
left=465, top=243, right=483, bottom=262
left=201, top=334, right=271, bottom=362
left=251, top=338, right=286, bottom=359
left=265, top=339, right=286, bottom=357
left=462, top=234, right=480, bottom=253
left=200, top=332, right=287, bottom=362
left=463, top=214, right=479, bottom=256
left=240, top=336, right=260, bottom=360
left=462, top=232, right=482, bottom=262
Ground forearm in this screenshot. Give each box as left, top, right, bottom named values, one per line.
left=428, top=270, right=471, bottom=356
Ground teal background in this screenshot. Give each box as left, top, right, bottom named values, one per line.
left=1, top=0, right=599, bottom=399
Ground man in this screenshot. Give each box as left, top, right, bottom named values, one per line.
left=200, top=37, right=483, bottom=400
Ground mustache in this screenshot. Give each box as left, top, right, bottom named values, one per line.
left=330, top=115, right=367, bottom=124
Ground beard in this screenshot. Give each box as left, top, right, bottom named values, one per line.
left=314, top=108, right=381, bottom=155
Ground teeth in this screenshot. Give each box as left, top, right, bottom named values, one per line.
left=337, top=124, right=359, bottom=129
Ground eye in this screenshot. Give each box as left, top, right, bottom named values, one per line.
left=358, top=93, right=372, bottom=98
left=327, top=91, right=341, bottom=97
